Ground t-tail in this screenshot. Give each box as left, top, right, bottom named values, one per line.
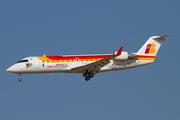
left=136, top=34, right=171, bottom=56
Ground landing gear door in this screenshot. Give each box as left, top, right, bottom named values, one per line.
left=33, top=57, right=40, bottom=69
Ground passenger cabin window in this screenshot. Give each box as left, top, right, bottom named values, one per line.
left=17, top=59, right=28, bottom=63
left=57, top=60, right=59, bottom=62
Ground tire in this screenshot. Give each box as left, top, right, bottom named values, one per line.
left=85, top=76, right=90, bottom=81
left=89, top=73, right=94, bottom=78
left=19, top=78, right=22, bottom=82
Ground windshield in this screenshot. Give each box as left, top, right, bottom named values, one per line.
left=17, top=59, right=28, bottom=63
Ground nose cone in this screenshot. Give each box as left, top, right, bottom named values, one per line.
left=6, top=65, right=20, bottom=73
left=6, top=66, right=14, bottom=73
left=6, top=67, right=11, bottom=72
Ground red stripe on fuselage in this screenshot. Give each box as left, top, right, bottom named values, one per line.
left=46, top=55, right=156, bottom=60
left=46, top=55, right=112, bottom=60
left=137, top=55, right=156, bottom=58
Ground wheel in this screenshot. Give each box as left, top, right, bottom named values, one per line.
left=19, top=78, right=22, bottom=82
left=89, top=73, right=94, bottom=78
left=85, top=76, right=90, bottom=81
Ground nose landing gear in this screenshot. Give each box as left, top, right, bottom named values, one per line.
left=19, top=78, right=22, bottom=82
left=18, top=74, right=22, bottom=82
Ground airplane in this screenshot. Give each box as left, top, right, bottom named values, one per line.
left=7, top=34, right=171, bottom=82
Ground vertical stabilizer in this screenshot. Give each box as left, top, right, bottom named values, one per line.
left=137, top=34, right=171, bottom=56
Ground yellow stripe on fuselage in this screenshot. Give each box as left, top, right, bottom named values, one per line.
left=37, top=56, right=103, bottom=63
left=129, top=58, right=156, bottom=61
left=138, top=58, right=156, bottom=60
left=37, top=56, right=52, bottom=62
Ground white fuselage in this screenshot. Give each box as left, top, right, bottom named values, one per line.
left=6, top=55, right=154, bottom=74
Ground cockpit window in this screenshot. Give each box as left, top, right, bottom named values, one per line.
left=17, top=59, right=28, bottom=63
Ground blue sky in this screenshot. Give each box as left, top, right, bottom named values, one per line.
left=1, top=0, right=180, bottom=120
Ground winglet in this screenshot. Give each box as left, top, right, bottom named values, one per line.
left=116, top=46, right=123, bottom=56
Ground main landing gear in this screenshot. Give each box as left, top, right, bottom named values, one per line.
left=18, top=74, right=22, bottom=82
left=84, top=71, right=95, bottom=81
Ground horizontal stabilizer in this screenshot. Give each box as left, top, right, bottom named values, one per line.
left=153, top=34, right=172, bottom=41
left=128, top=53, right=137, bottom=59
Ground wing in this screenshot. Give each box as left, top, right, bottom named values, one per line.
left=71, top=46, right=123, bottom=74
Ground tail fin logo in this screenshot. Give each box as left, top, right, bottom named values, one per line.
left=145, top=44, right=156, bottom=54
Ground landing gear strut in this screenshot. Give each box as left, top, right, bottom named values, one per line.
left=18, top=74, right=22, bottom=82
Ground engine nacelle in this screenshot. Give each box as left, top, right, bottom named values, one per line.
left=113, top=52, right=128, bottom=60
